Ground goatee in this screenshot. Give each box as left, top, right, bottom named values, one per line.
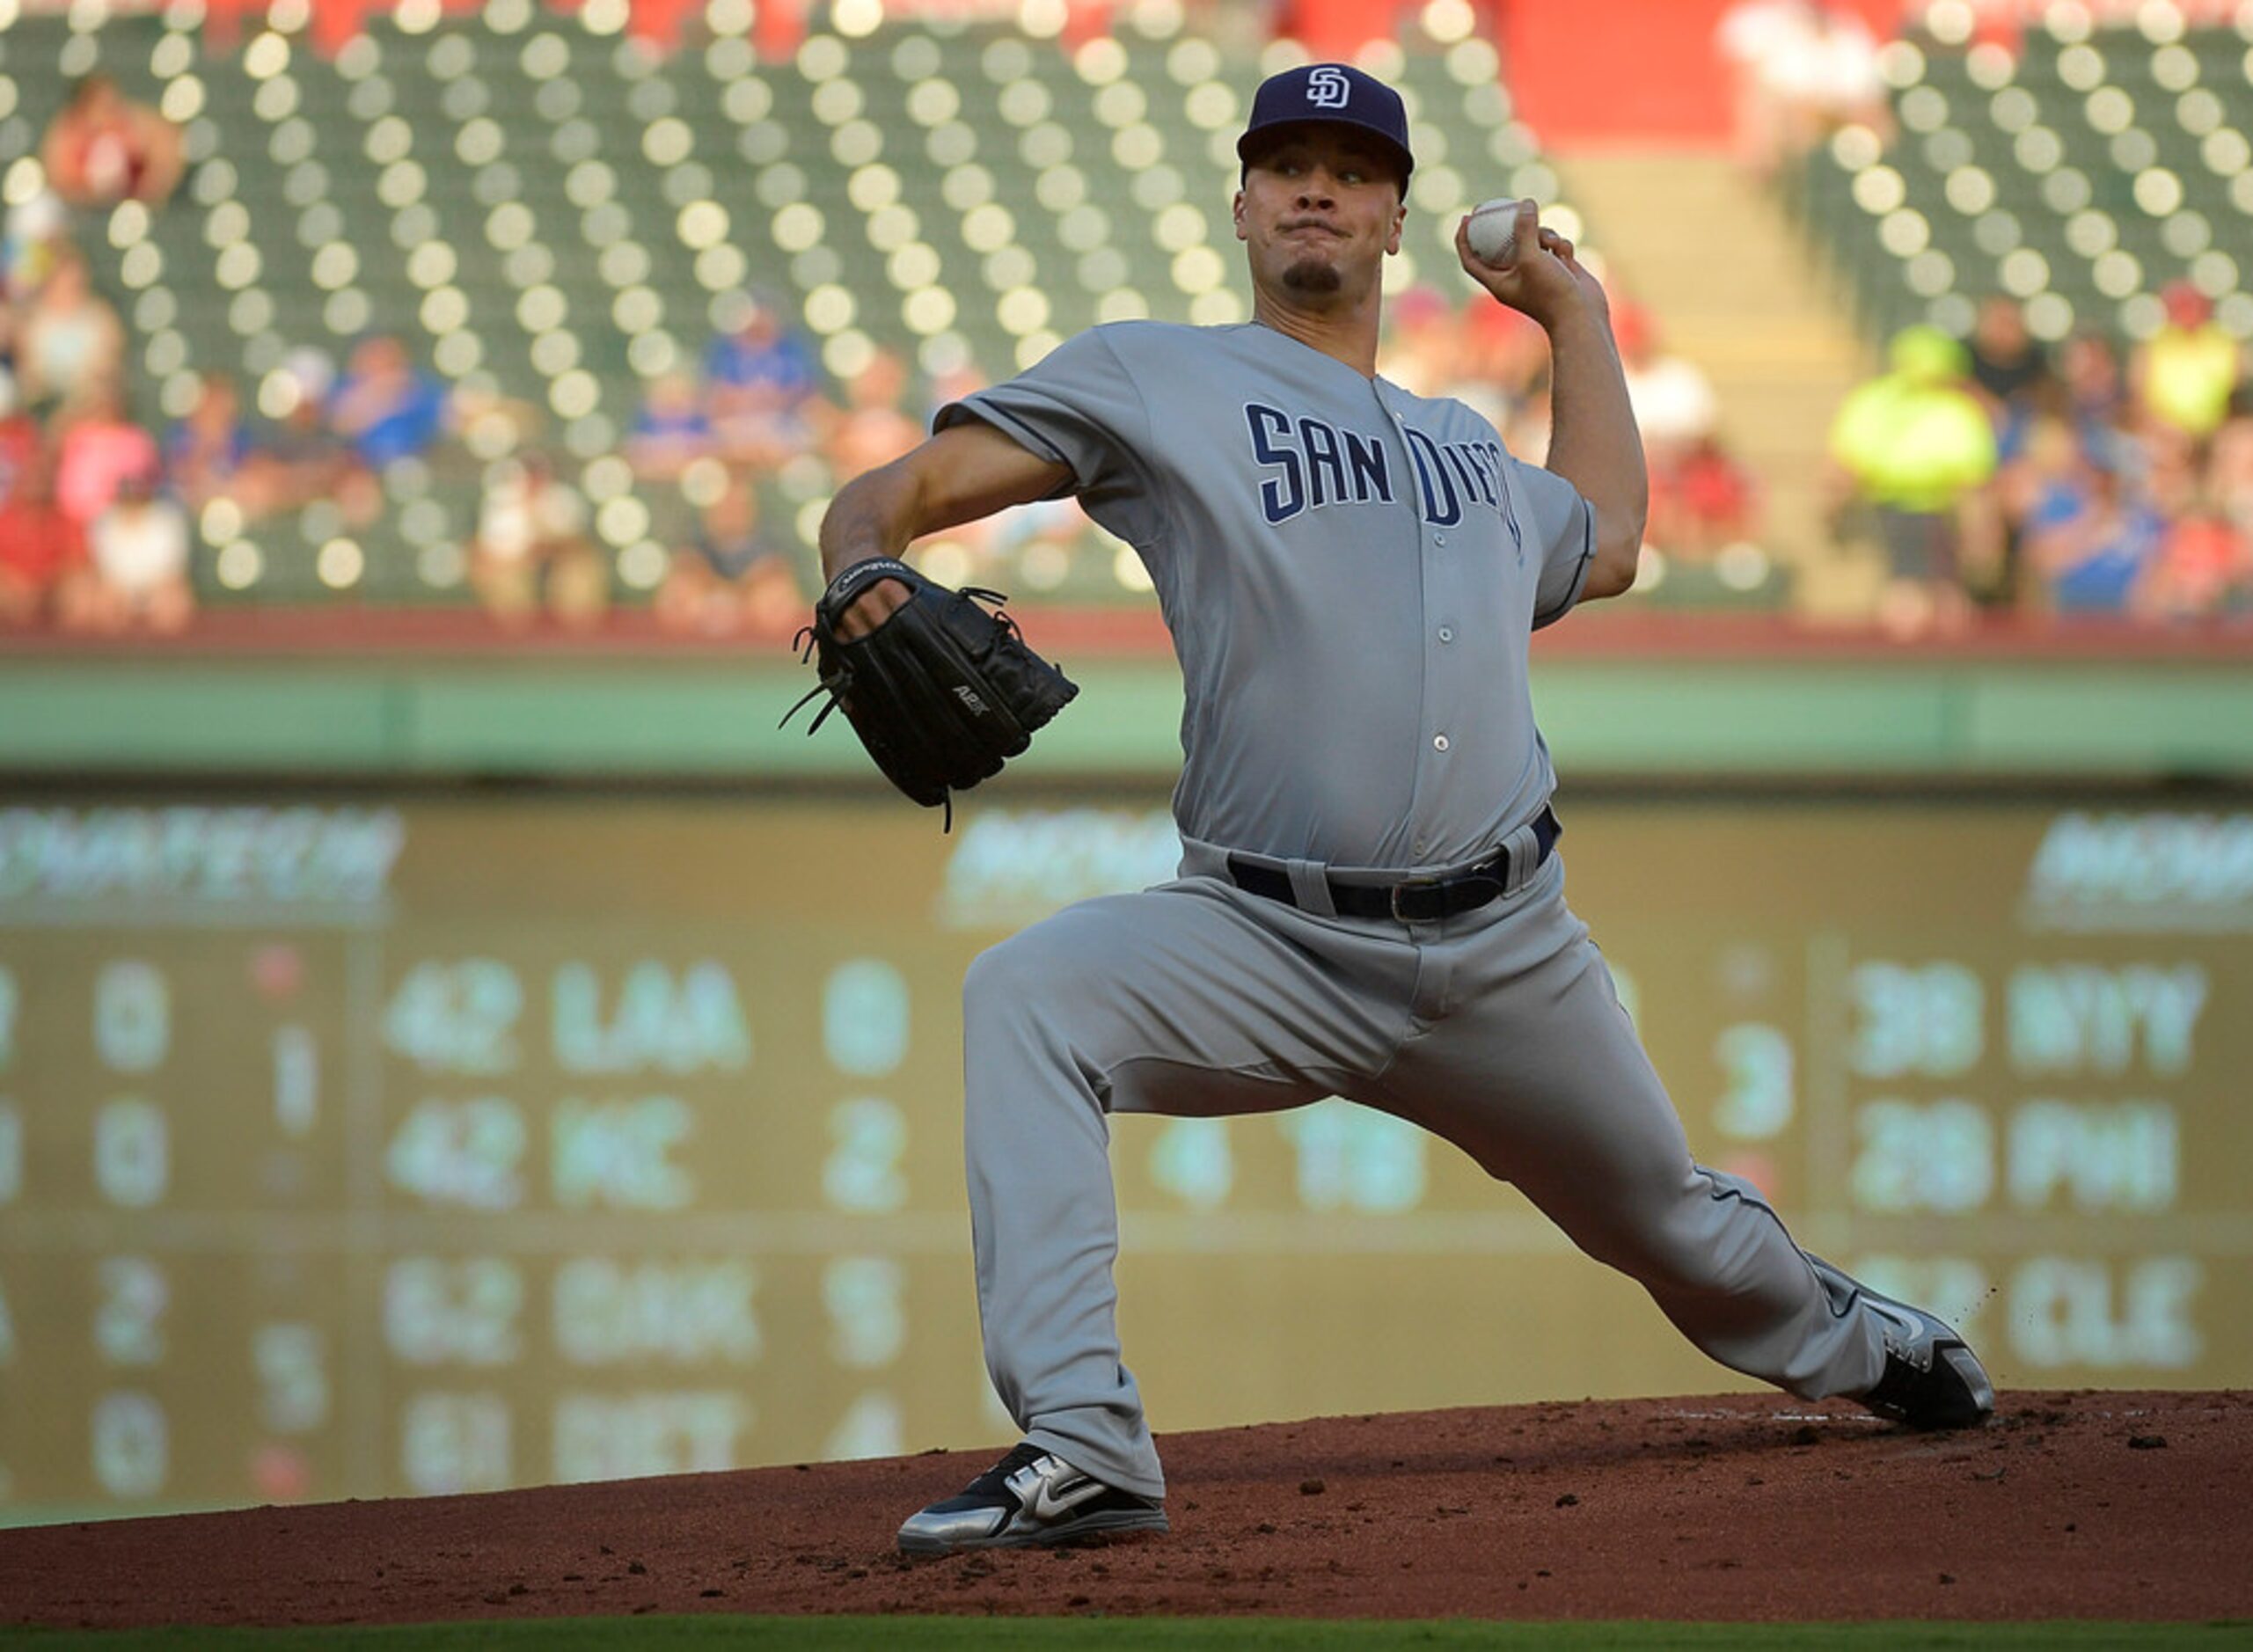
left=1281, top=258, right=1343, bottom=295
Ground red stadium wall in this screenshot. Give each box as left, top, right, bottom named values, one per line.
left=1491, top=0, right=1899, bottom=147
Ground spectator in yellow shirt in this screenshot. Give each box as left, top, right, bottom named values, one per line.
left=1826, top=325, right=1999, bottom=635
left=2133, top=282, right=2243, bottom=442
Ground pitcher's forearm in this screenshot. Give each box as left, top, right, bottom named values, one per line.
left=818, top=464, right=927, bottom=583
left=1543, top=308, right=1648, bottom=590
left=819, top=423, right=1078, bottom=586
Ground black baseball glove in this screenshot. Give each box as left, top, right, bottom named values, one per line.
left=782, top=557, right=1079, bottom=826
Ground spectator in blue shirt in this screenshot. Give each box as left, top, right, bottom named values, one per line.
left=328, top=335, right=449, bottom=469
left=656, top=472, right=801, bottom=636
left=704, top=294, right=823, bottom=467
left=2025, top=458, right=2166, bottom=616
left=625, top=370, right=715, bottom=481
left=164, top=371, right=256, bottom=510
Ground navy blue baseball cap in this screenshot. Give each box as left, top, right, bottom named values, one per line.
left=1237, top=62, right=1414, bottom=186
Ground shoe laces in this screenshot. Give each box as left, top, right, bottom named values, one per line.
left=963, top=1441, right=1050, bottom=1498
left=1879, top=1318, right=1936, bottom=1372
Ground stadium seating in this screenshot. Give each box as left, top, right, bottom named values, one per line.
left=4, top=1, right=1572, bottom=613
left=1788, top=6, right=2253, bottom=353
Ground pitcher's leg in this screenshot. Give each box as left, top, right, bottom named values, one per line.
left=962, top=884, right=1409, bottom=1499
left=1378, top=906, right=1883, bottom=1401
left=963, top=941, right=1160, bottom=1495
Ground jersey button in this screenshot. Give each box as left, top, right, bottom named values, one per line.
left=1432, top=734, right=1450, bottom=752
left=1437, top=626, right=1454, bottom=643
left=1434, top=533, right=1448, bottom=546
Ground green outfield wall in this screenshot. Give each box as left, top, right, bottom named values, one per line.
left=2, top=647, right=2249, bottom=782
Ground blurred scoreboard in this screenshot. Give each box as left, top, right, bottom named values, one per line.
left=1, top=790, right=2249, bottom=1518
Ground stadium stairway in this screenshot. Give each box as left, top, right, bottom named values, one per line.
left=1552, top=150, right=1883, bottom=618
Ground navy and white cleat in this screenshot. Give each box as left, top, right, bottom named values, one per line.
left=896, top=1443, right=1168, bottom=1555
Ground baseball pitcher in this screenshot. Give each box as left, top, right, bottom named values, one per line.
left=808, top=62, right=1995, bottom=1555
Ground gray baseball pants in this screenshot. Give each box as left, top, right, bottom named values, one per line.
left=961, top=846, right=1888, bottom=1501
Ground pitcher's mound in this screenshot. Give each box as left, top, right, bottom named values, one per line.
left=4, top=1391, right=2246, bottom=1627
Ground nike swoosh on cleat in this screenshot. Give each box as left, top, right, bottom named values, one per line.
left=1872, top=1304, right=1936, bottom=1366
left=1024, top=1476, right=1108, bottom=1522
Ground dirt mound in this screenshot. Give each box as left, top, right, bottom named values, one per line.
left=4, top=1391, right=2246, bottom=1628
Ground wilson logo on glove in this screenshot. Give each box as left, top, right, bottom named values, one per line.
left=782, top=558, right=1079, bottom=830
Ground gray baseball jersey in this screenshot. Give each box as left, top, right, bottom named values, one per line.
left=925, top=318, right=1944, bottom=1509
left=937, top=320, right=1594, bottom=869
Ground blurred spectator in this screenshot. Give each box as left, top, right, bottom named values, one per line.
left=1965, top=296, right=2052, bottom=420
left=655, top=474, right=801, bottom=635
left=327, top=335, right=450, bottom=468
left=55, top=381, right=160, bottom=528
left=2136, top=502, right=2252, bottom=621
left=1378, top=286, right=1550, bottom=442
left=625, top=370, right=714, bottom=480
left=1614, top=301, right=1758, bottom=559
left=2023, top=457, right=2165, bottom=618
left=2057, top=329, right=2133, bottom=469
left=1377, top=284, right=1460, bottom=398
left=164, top=372, right=257, bottom=511
left=15, top=247, right=125, bottom=412
left=1971, top=300, right=2062, bottom=606
left=1826, top=325, right=1998, bottom=635
left=2, top=192, right=70, bottom=303
left=0, top=445, right=87, bottom=629
left=2141, top=424, right=2205, bottom=520
left=705, top=293, right=823, bottom=466
left=1501, top=378, right=1554, bottom=472
left=451, top=378, right=547, bottom=466
left=80, top=466, right=193, bottom=634
left=165, top=369, right=360, bottom=523
left=1616, top=301, right=1719, bottom=453
left=40, top=74, right=187, bottom=209
left=1457, top=290, right=1550, bottom=408
left=2132, top=282, right=2243, bottom=442
left=2213, top=386, right=2253, bottom=542
left=1654, top=435, right=1759, bottom=560
left=1717, top=1, right=1887, bottom=178
left=825, top=348, right=921, bottom=478
left=469, top=453, right=606, bottom=632
left=1993, top=413, right=2081, bottom=610
left=0, top=375, right=40, bottom=500
left=281, top=344, right=336, bottom=413
left=266, top=347, right=380, bottom=522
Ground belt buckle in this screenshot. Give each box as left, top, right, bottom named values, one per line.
left=1389, top=876, right=1443, bottom=923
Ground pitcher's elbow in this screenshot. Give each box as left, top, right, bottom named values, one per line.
left=1582, top=519, right=1645, bottom=601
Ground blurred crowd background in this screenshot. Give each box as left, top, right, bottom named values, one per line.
left=0, top=0, right=2249, bottom=641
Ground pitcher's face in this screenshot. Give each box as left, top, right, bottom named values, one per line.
left=1234, top=123, right=1405, bottom=309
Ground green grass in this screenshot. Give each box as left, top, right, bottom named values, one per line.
left=1, top=1620, right=2243, bottom=1650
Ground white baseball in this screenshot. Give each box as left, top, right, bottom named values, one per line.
left=1466, top=197, right=1525, bottom=267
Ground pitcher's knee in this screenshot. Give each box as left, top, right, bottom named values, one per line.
left=967, top=927, right=1073, bottom=1019
left=962, top=938, right=1018, bottom=1016
left=963, top=922, right=1117, bottom=1055
left=964, top=906, right=1177, bottom=1130
left=962, top=943, right=1114, bottom=1142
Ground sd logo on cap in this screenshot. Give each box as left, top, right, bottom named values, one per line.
left=1237, top=62, right=1415, bottom=186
